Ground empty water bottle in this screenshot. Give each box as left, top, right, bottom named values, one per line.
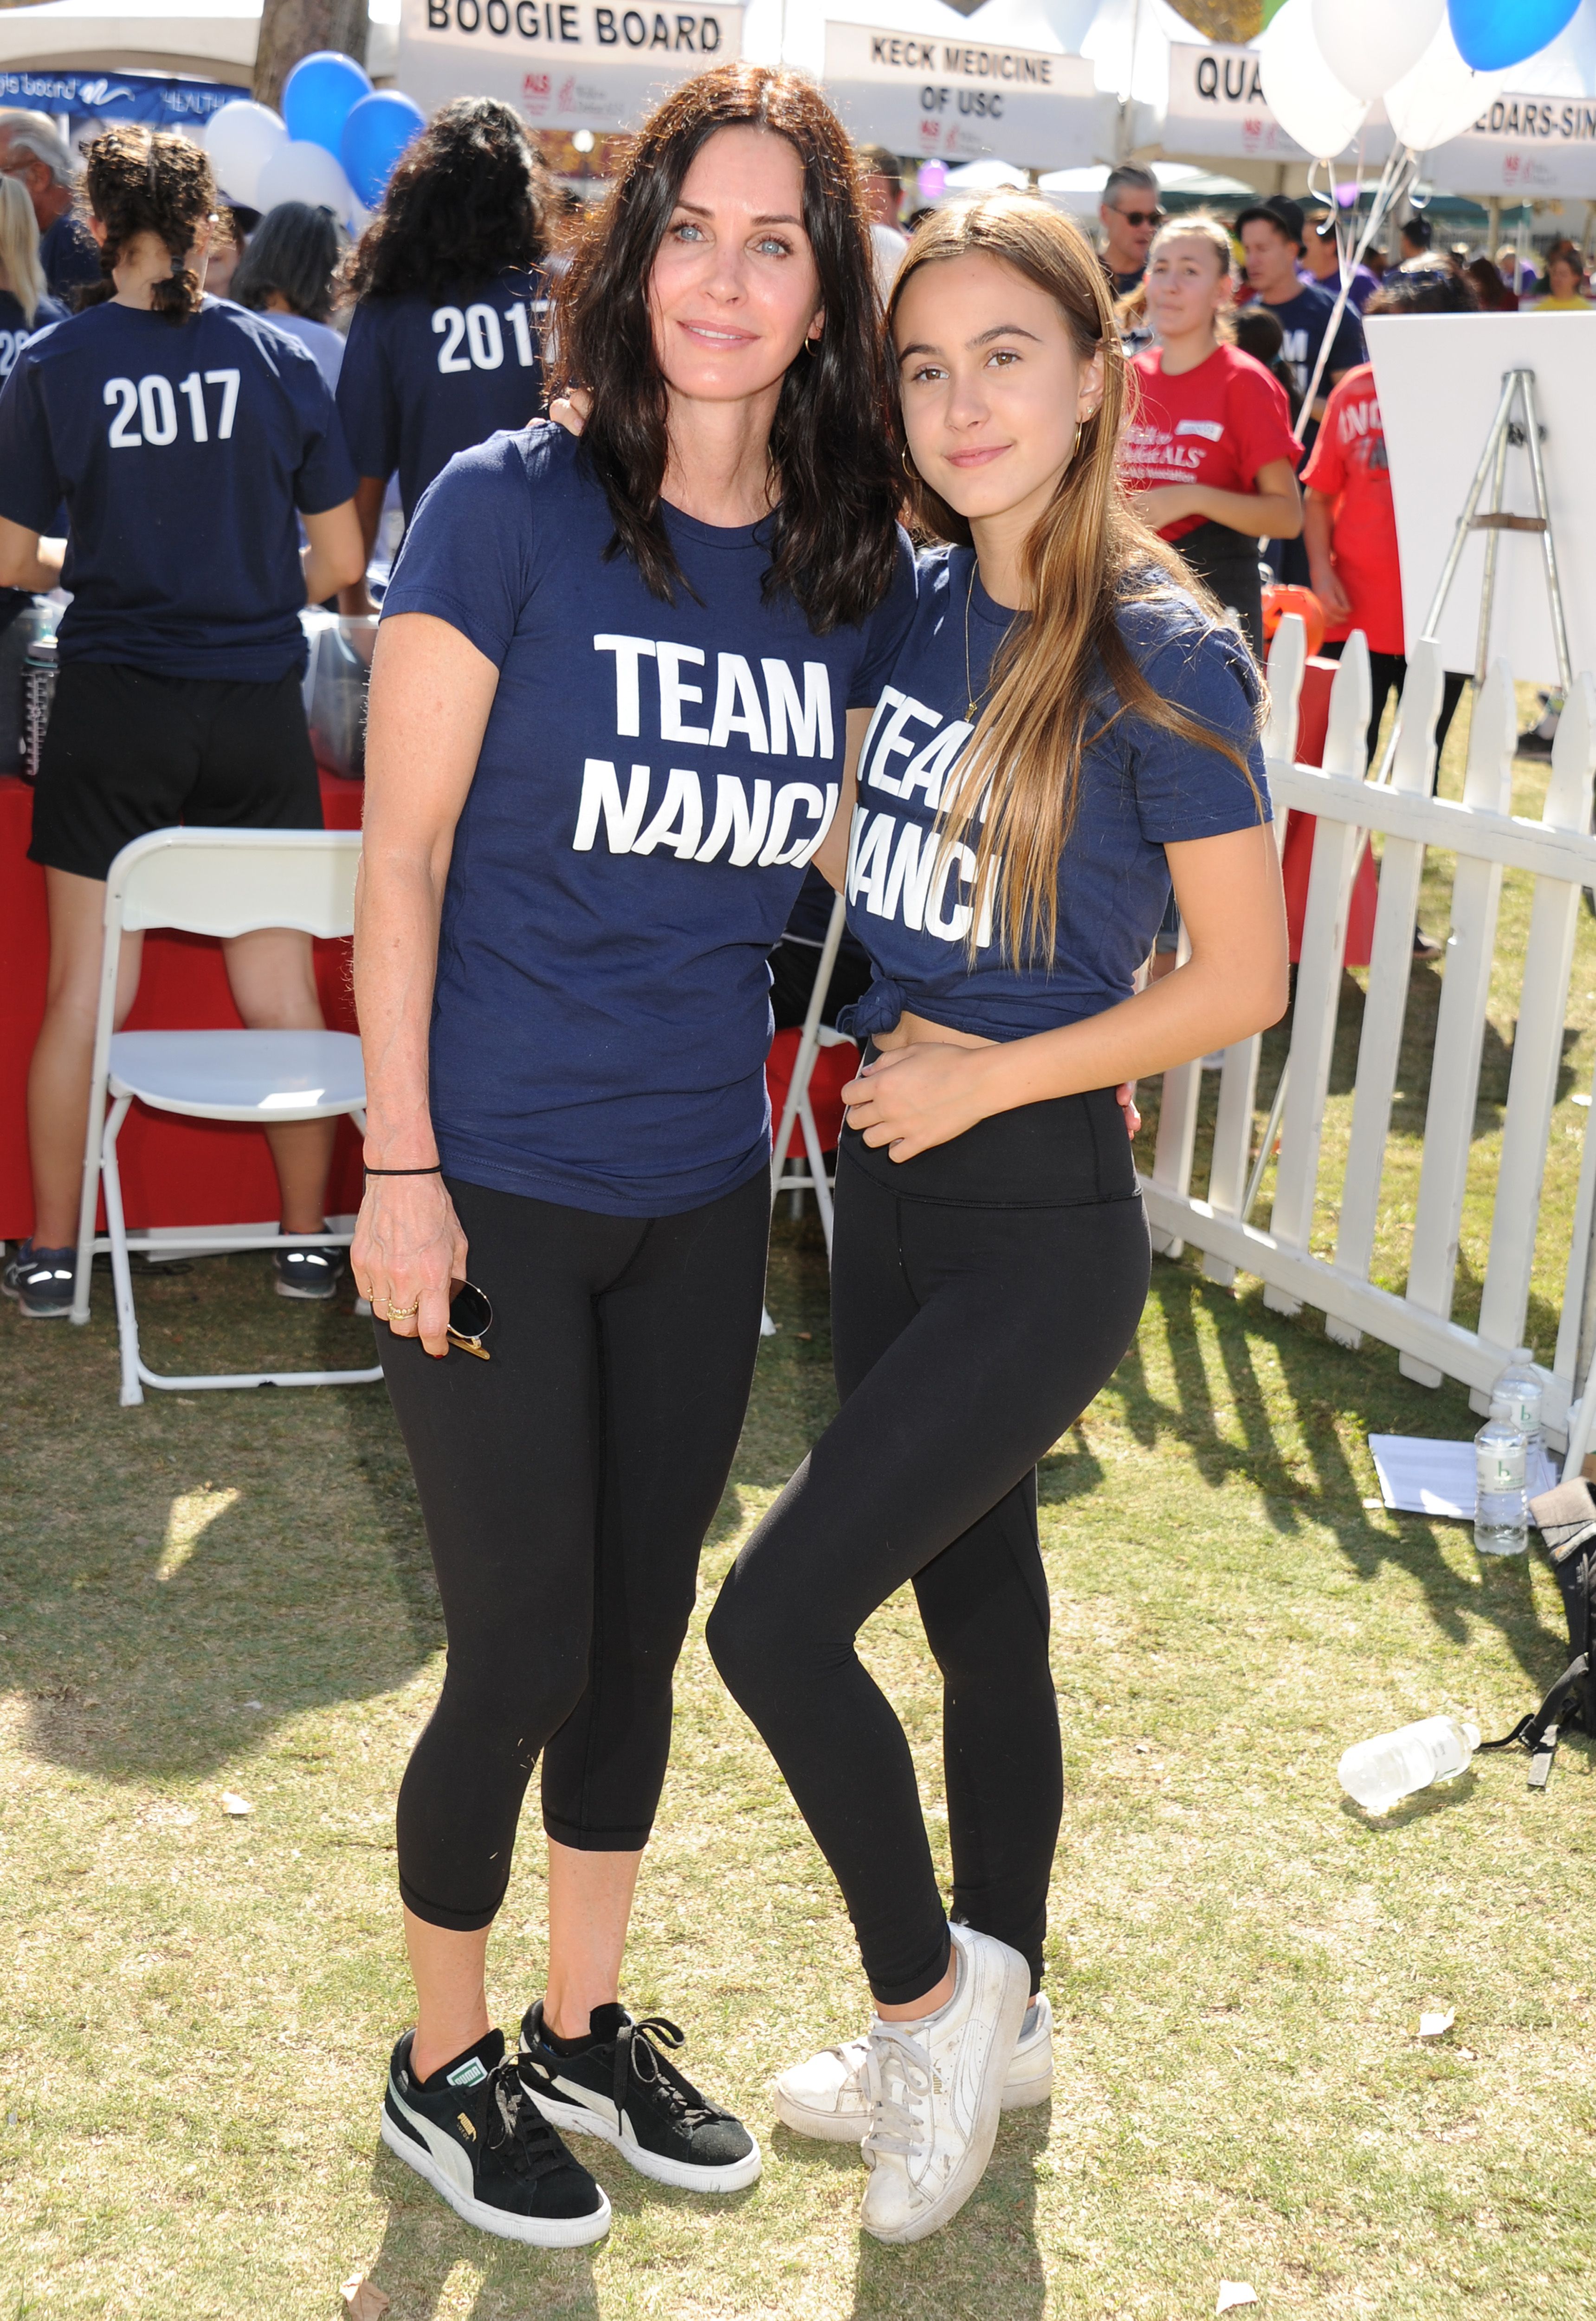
left=1338, top=1716, right=1481, bottom=1815
left=1491, top=1348, right=1544, bottom=1463
left=1474, top=1395, right=1528, bottom=1555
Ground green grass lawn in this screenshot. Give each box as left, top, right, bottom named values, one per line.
left=5, top=686, right=1596, bottom=2318
left=3, top=1212, right=1594, bottom=2321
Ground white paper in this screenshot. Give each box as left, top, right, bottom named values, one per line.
left=1370, top=1435, right=1557, bottom=1518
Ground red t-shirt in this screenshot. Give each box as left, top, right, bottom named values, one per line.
left=1122, top=344, right=1299, bottom=542
left=1299, top=363, right=1403, bottom=655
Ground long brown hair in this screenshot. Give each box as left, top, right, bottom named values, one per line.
left=79, top=124, right=214, bottom=322
left=890, top=194, right=1262, bottom=964
left=553, top=62, right=900, bottom=633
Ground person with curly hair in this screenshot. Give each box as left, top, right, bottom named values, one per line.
left=336, top=97, right=554, bottom=606
left=0, top=124, right=366, bottom=1319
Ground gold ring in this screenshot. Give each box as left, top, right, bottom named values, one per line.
left=387, top=1300, right=420, bottom=1320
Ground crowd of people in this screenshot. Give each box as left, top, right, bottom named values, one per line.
left=0, top=69, right=1575, bottom=2258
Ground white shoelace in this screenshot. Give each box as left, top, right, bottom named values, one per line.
left=863, top=2023, right=933, bottom=2160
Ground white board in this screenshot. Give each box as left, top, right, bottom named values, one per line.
left=1364, top=312, right=1596, bottom=689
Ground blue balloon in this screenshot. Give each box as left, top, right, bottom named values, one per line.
left=1448, top=0, right=1579, bottom=71
left=341, top=90, right=426, bottom=210
left=282, top=50, right=372, bottom=158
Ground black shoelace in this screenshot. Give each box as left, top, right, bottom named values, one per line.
left=614, top=2015, right=726, bottom=2133
left=482, top=2055, right=572, bottom=2183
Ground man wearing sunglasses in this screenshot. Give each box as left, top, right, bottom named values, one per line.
left=1098, top=164, right=1163, bottom=298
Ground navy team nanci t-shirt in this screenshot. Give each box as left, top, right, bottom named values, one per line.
left=336, top=270, right=548, bottom=527
left=0, top=296, right=356, bottom=680
left=383, top=424, right=917, bottom=1215
left=841, top=547, right=1267, bottom=1043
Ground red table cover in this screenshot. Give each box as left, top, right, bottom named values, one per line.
left=0, top=772, right=366, bottom=1241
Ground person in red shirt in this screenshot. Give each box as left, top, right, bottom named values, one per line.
left=1301, top=268, right=1470, bottom=779
left=1120, top=213, right=1302, bottom=657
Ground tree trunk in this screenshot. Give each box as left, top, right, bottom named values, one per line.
left=254, top=0, right=368, bottom=112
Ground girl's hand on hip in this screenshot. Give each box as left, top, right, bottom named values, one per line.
left=351, top=1174, right=469, bottom=1358
left=840, top=1043, right=996, bottom=1162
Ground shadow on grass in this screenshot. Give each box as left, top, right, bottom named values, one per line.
left=1, top=1261, right=442, bottom=1787
left=1043, top=1258, right=1572, bottom=1699
left=362, top=2140, right=602, bottom=2319
left=848, top=2101, right=1048, bottom=2319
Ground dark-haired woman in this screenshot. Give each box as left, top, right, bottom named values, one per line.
left=0, top=125, right=365, bottom=1320
left=350, top=62, right=913, bottom=2246
left=705, top=193, right=1288, bottom=2244
left=335, top=96, right=553, bottom=606
left=233, top=198, right=345, bottom=389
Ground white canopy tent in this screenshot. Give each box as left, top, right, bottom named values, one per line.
left=1081, top=0, right=1596, bottom=198
left=0, top=0, right=398, bottom=89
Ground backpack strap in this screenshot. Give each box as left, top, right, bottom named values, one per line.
left=1479, top=1654, right=1589, bottom=1789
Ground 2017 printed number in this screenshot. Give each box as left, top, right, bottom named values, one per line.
left=103, top=369, right=241, bottom=447
left=432, top=302, right=536, bottom=374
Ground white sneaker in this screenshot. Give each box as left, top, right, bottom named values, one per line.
left=856, top=1922, right=1030, bottom=2245
left=773, top=1989, right=1053, bottom=2142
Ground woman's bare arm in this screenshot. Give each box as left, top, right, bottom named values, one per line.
left=840, top=818, right=1287, bottom=1160
left=351, top=611, right=500, bottom=1354
left=809, top=706, right=874, bottom=892
left=1131, top=457, right=1303, bottom=543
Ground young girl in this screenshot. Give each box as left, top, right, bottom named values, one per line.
left=1120, top=213, right=1302, bottom=656
left=0, top=126, right=364, bottom=1319
left=336, top=96, right=555, bottom=605
left=351, top=63, right=912, bottom=2246
left=706, top=194, right=1288, bottom=2245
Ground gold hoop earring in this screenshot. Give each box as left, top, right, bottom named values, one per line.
left=803, top=333, right=820, bottom=357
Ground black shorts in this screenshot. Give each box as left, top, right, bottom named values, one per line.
left=28, top=661, right=323, bottom=882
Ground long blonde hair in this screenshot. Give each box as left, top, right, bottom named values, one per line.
left=0, top=175, right=46, bottom=326
left=889, top=194, right=1262, bottom=964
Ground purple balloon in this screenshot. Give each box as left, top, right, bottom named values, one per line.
left=1448, top=0, right=1579, bottom=71
left=918, top=161, right=948, bottom=201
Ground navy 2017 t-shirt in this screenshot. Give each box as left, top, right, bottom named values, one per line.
left=337, top=270, right=548, bottom=526
left=840, top=547, right=1267, bottom=1044
left=382, top=424, right=917, bottom=1215
left=1245, top=281, right=1364, bottom=405
left=0, top=296, right=356, bottom=679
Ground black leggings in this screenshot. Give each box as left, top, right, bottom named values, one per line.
left=382, top=1169, right=770, bottom=1931
left=708, top=1087, right=1150, bottom=2006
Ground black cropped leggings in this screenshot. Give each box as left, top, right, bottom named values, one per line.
left=708, top=1087, right=1150, bottom=2007
left=381, top=1169, right=770, bottom=1932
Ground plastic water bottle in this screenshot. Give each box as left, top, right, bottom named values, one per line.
left=1338, top=1716, right=1481, bottom=1815
left=1491, top=1348, right=1544, bottom=1464
left=1474, top=1395, right=1528, bottom=1554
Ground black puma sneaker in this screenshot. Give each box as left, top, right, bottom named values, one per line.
left=518, top=2003, right=761, bottom=2193
left=381, top=2028, right=610, bottom=2245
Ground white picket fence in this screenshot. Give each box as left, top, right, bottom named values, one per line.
left=1143, top=616, right=1596, bottom=1462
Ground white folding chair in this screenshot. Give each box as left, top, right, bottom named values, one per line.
left=769, top=891, right=857, bottom=1261
left=70, top=827, right=381, bottom=1407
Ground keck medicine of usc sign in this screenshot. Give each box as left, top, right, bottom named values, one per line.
left=399, top=0, right=743, bottom=130
left=823, top=19, right=1098, bottom=165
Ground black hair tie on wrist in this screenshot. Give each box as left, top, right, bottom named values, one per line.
left=364, top=1164, right=443, bottom=1176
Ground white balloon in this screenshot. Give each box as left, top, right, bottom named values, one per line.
left=204, top=100, right=286, bottom=210
left=255, top=137, right=356, bottom=220
left=1308, top=0, right=1443, bottom=102
left=1259, top=0, right=1369, bottom=160
left=1384, top=17, right=1510, bottom=149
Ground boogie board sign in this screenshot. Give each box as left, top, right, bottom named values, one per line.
left=822, top=19, right=1100, bottom=167
left=399, top=0, right=743, bottom=129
